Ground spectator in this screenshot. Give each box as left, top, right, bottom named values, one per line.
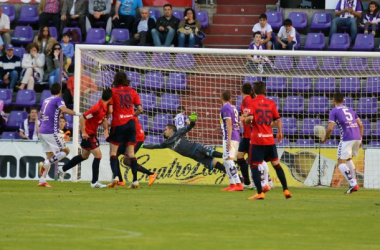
left=44, top=43, right=68, bottom=86
left=177, top=8, right=201, bottom=48
left=63, top=72, right=98, bottom=106
left=252, top=13, right=273, bottom=50
left=17, top=43, right=45, bottom=90
left=60, top=0, right=87, bottom=38
left=246, top=31, right=273, bottom=74
left=33, top=26, right=57, bottom=56
left=59, top=116, right=71, bottom=142
left=151, top=4, right=180, bottom=47
left=361, top=1, right=379, bottom=35
left=19, top=107, right=40, bottom=140
left=38, top=0, right=63, bottom=34
left=113, top=0, right=143, bottom=31
left=0, top=6, right=11, bottom=47
left=126, top=7, right=155, bottom=46
left=0, top=45, right=21, bottom=90
left=275, top=19, right=297, bottom=50
left=329, top=0, right=362, bottom=44
left=60, top=33, right=74, bottom=71
left=86, top=0, right=112, bottom=37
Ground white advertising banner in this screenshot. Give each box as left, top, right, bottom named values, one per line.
left=326, top=0, right=339, bottom=9
left=364, top=149, right=380, bottom=188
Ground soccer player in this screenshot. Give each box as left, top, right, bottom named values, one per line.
left=143, top=113, right=226, bottom=174
left=38, top=83, right=81, bottom=187
left=108, top=71, right=143, bottom=189
left=322, top=93, right=363, bottom=194
left=59, top=89, right=113, bottom=188
left=245, top=81, right=291, bottom=200
left=220, top=91, right=243, bottom=191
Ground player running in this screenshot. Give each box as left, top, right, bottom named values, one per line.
left=322, top=93, right=363, bottom=194
left=38, top=83, right=81, bottom=187
left=245, top=81, right=291, bottom=200
left=59, top=89, right=113, bottom=188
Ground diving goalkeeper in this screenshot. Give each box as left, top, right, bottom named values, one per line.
left=143, top=113, right=226, bottom=173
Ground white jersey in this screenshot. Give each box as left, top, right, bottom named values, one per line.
left=252, top=22, right=273, bottom=40
left=174, top=113, right=189, bottom=130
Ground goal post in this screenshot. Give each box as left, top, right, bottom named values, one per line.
left=72, top=45, right=380, bottom=188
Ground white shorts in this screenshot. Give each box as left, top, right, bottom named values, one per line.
left=337, top=140, right=361, bottom=160
left=223, top=140, right=239, bottom=160
left=39, top=133, right=67, bottom=153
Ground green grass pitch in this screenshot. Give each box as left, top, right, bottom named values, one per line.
left=0, top=181, right=380, bottom=250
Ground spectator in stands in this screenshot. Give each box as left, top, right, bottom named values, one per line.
left=63, top=72, right=98, bottom=106
left=246, top=31, right=273, bottom=73
left=252, top=14, right=273, bottom=50
left=361, top=1, right=379, bottom=36
left=19, top=107, right=40, bottom=140
left=127, top=7, right=155, bottom=46
left=0, top=45, right=21, bottom=90
left=113, top=0, right=143, bottom=31
left=275, top=19, right=297, bottom=50
left=177, top=8, right=201, bottom=48
left=61, top=33, right=74, bottom=71
left=151, top=4, right=180, bottom=47
left=44, top=43, right=68, bottom=86
left=17, top=43, right=45, bottom=90
left=0, top=6, right=11, bottom=47
left=59, top=116, right=71, bottom=142
left=60, top=0, right=87, bottom=38
left=0, top=36, right=3, bottom=53
left=33, top=26, right=57, bottom=56
left=86, top=0, right=112, bottom=37
left=38, top=0, right=63, bottom=34
left=329, top=0, right=362, bottom=45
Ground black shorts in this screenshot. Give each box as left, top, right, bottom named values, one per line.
left=117, top=141, right=143, bottom=156
left=80, top=135, right=99, bottom=151
left=191, top=145, right=214, bottom=170
left=238, top=138, right=250, bottom=153
left=248, top=144, right=278, bottom=165
left=108, top=119, right=136, bottom=146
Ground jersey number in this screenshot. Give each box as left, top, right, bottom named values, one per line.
left=119, top=94, right=131, bottom=108
left=233, top=107, right=239, bottom=124
left=255, top=109, right=272, bottom=125
left=343, top=108, right=353, bottom=121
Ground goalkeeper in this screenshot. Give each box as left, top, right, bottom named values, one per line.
left=143, top=113, right=226, bottom=173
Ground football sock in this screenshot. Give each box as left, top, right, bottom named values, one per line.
left=262, top=161, right=270, bottom=186
left=258, top=164, right=266, bottom=187
left=223, top=161, right=234, bottom=184
left=62, top=155, right=85, bottom=172
left=116, top=159, right=124, bottom=182
left=40, top=164, right=51, bottom=182
left=273, top=164, right=288, bottom=191
left=237, top=158, right=250, bottom=185
left=338, top=163, right=357, bottom=186
left=214, top=162, right=226, bottom=173
left=45, top=151, right=67, bottom=166
left=227, top=160, right=241, bottom=184
left=137, top=165, right=154, bottom=175
left=212, top=151, right=223, bottom=158
left=110, top=156, right=120, bottom=178
left=92, top=158, right=101, bottom=184
left=346, top=160, right=357, bottom=182
left=250, top=165, right=262, bottom=194
left=129, top=157, right=138, bottom=182
left=268, top=175, right=274, bottom=187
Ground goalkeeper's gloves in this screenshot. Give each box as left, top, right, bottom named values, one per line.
left=189, top=112, right=198, bottom=122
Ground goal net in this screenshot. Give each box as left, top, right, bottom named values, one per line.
left=71, top=45, right=380, bottom=189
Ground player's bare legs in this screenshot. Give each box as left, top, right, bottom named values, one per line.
left=39, top=147, right=70, bottom=187
left=338, top=158, right=359, bottom=194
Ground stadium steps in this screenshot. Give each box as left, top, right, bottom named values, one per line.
left=217, top=0, right=277, bottom=5
left=216, top=5, right=267, bottom=15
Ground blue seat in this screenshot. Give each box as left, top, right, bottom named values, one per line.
left=266, top=96, right=280, bottom=110
left=145, top=135, right=164, bottom=145
left=343, top=96, right=354, bottom=109
left=150, top=53, right=172, bottom=69
left=357, top=97, right=378, bottom=116
left=11, top=26, right=34, bottom=46
left=314, top=77, right=336, bottom=93
left=0, top=89, right=12, bottom=106
left=126, top=71, right=141, bottom=89
left=243, top=76, right=262, bottom=85
left=196, top=11, right=209, bottom=28
left=277, top=138, right=290, bottom=147
left=18, top=5, right=39, bottom=25
left=309, top=12, right=332, bottom=32
left=301, top=118, right=322, bottom=136
left=39, top=90, right=52, bottom=107
left=127, top=52, right=147, bottom=67
left=282, top=117, right=297, bottom=135
left=346, top=57, right=368, bottom=71
left=290, top=77, right=312, bottom=93
left=288, top=12, right=307, bottom=31
left=372, top=120, right=380, bottom=139
left=85, top=28, right=106, bottom=44
left=138, top=114, right=149, bottom=132
left=368, top=141, right=380, bottom=147
left=266, top=77, right=286, bottom=92
left=167, top=72, right=187, bottom=91
left=321, top=139, right=339, bottom=147
left=283, top=96, right=304, bottom=114
left=340, top=77, right=360, bottom=93
left=109, top=29, right=130, bottom=45
left=294, top=139, right=315, bottom=147
left=13, top=47, right=26, bottom=60
left=365, top=77, right=380, bottom=94
left=236, top=95, right=242, bottom=112
left=139, top=93, right=157, bottom=111
left=328, top=33, right=350, bottom=51
left=266, top=12, right=282, bottom=31
left=320, top=57, right=343, bottom=71
left=297, top=56, right=318, bottom=71
left=308, top=96, right=329, bottom=114
left=2, top=5, right=16, bottom=23
left=149, top=9, right=161, bottom=20
left=174, top=54, right=195, bottom=69
left=159, top=94, right=180, bottom=111
left=5, top=111, right=28, bottom=130
left=1, top=131, right=20, bottom=140
left=144, top=72, right=164, bottom=91
left=352, top=34, right=375, bottom=51
left=172, top=10, right=184, bottom=21
left=304, top=33, right=325, bottom=50
left=274, top=56, right=294, bottom=70
left=14, top=90, right=36, bottom=108
left=150, top=114, right=173, bottom=133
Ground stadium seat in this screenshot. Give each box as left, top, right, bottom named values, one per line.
left=314, top=77, right=336, bottom=93
left=85, top=28, right=106, bottom=44
left=144, top=72, right=164, bottom=91
left=290, top=77, right=312, bottom=93
left=371, top=57, right=380, bottom=71
left=303, top=33, right=325, bottom=50
left=351, top=34, right=375, bottom=51
left=159, top=93, right=180, bottom=111
left=145, top=135, right=164, bottom=145
left=11, top=26, right=34, bottom=46
left=321, top=139, right=339, bottom=147
left=166, top=73, right=187, bottom=91
left=301, top=118, right=322, bottom=136
left=62, top=27, right=82, bottom=44
left=372, top=120, right=380, bottom=139
left=340, top=77, right=361, bottom=94
left=243, top=76, right=262, bottom=85
left=294, top=139, right=315, bottom=147
left=13, top=47, right=26, bottom=60
left=266, top=96, right=280, bottom=110
left=361, top=118, right=371, bottom=138
left=282, top=117, right=297, bottom=135
left=368, top=141, right=380, bottom=147
left=236, top=95, right=242, bottom=112
left=96, top=71, right=116, bottom=87
left=139, top=93, right=157, bottom=111
left=309, top=12, right=332, bottom=32
left=274, top=56, right=294, bottom=70
left=288, top=12, right=307, bottom=31
left=294, top=33, right=301, bottom=50
left=88, top=91, right=102, bottom=106
left=109, top=29, right=129, bottom=45
left=277, top=138, right=290, bottom=147
left=174, top=54, right=195, bottom=69
left=150, top=114, right=173, bottom=133
left=196, top=11, right=209, bottom=28
left=327, top=33, right=350, bottom=51
left=357, top=97, right=378, bottom=116
left=172, top=10, right=183, bottom=20
left=5, top=111, right=28, bottom=130
left=283, top=96, right=304, bottom=114
left=126, top=71, right=141, bottom=89
left=297, top=56, right=318, bottom=71
left=266, top=12, right=282, bottom=31
left=149, top=9, right=161, bottom=20
left=343, top=96, right=354, bottom=109
left=1, top=131, right=20, bottom=140
left=0, top=89, right=12, bottom=106
left=14, top=90, right=36, bottom=108
left=150, top=52, right=172, bottom=69
left=39, top=89, right=52, bottom=107
left=64, top=114, right=73, bottom=130
left=138, top=114, right=149, bottom=131
left=127, top=52, right=148, bottom=67
left=308, top=96, right=329, bottom=114
left=365, top=77, right=380, bottom=94
left=17, top=5, right=39, bottom=25
left=266, top=77, right=286, bottom=92
left=2, top=5, right=15, bottom=23
left=320, top=57, right=343, bottom=71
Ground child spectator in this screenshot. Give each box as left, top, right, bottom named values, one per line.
left=19, top=107, right=40, bottom=140
left=362, top=1, right=380, bottom=35
left=252, top=14, right=273, bottom=50
left=246, top=31, right=274, bottom=74
left=18, top=43, right=45, bottom=90
left=275, top=19, right=297, bottom=50
left=60, top=33, right=74, bottom=71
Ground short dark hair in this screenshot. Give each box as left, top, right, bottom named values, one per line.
left=60, top=116, right=66, bottom=122
left=221, top=91, right=231, bottom=101
left=178, top=106, right=186, bottom=112
left=163, top=3, right=172, bottom=9
left=184, top=8, right=196, bottom=19
left=166, top=124, right=177, bottom=132
left=102, top=88, right=113, bottom=101
left=253, top=31, right=262, bottom=38
left=253, top=81, right=266, bottom=95
left=62, top=33, right=69, bottom=38
left=283, top=19, right=292, bottom=26
left=259, top=14, right=267, bottom=20
left=112, top=71, right=130, bottom=87
left=333, top=93, right=344, bottom=103
left=242, top=83, right=252, bottom=95
left=50, top=83, right=62, bottom=95
left=27, top=42, right=40, bottom=53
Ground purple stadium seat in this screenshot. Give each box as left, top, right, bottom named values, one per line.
left=365, top=77, right=380, bottom=94
left=340, top=77, right=360, bottom=93
left=85, top=28, right=106, bottom=44
left=297, top=56, right=318, bottom=71
left=88, top=91, right=102, bottom=107
left=304, top=33, right=325, bottom=50
left=14, top=90, right=36, bottom=108
left=266, top=96, right=280, bottom=110
left=11, top=26, right=34, bottom=45
left=308, top=96, right=329, bottom=114
left=109, top=29, right=129, bottom=45
left=283, top=96, right=304, bottom=114
left=294, top=33, right=301, bottom=50
left=138, top=114, right=149, bottom=131
left=159, top=94, right=180, bottom=111
left=282, top=117, right=297, bottom=135
left=309, top=12, right=332, bottom=32
left=266, top=12, right=282, bottom=31
left=321, top=139, right=339, bottom=147
left=39, top=90, right=52, bottom=107
left=167, top=72, right=187, bottom=91
left=0, top=89, right=12, bottom=106
left=149, top=9, right=160, bottom=20
left=139, top=93, right=157, bottom=111
left=343, top=96, right=354, bottom=109
left=174, top=54, right=195, bottom=69
left=150, top=114, right=173, bottom=133
left=62, top=27, right=82, bottom=44
left=368, top=141, right=380, bottom=147
left=144, top=72, right=164, bottom=91
left=290, top=77, right=312, bottom=93
left=328, top=33, right=350, bottom=51
left=346, top=57, right=367, bottom=71
left=196, top=11, right=209, bottom=28
left=315, top=77, right=336, bottom=93
left=150, top=53, right=172, bottom=69
left=277, top=138, right=290, bottom=147
left=1, top=132, right=20, bottom=140
left=172, top=10, right=183, bottom=21
left=301, top=118, right=322, bottom=136
left=236, top=95, right=242, bottom=112
left=64, top=114, right=73, bottom=130
left=127, top=52, right=147, bottom=67
left=372, top=120, right=380, bottom=139
left=295, top=139, right=315, bottom=147
left=2, top=5, right=15, bottom=23
left=5, top=111, right=28, bottom=130
left=126, top=71, right=141, bottom=89
left=371, top=57, right=380, bottom=71
left=352, top=34, right=375, bottom=51
left=39, top=27, right=58, bottom=40
left=274, top=56, right=294, bottom=70
left=266, top=77, right=286, bottom=92
left=13, top=47, right=25, bottom=61
left=243, top=76, right=262, bottom=85
left=145, top=135, right=164, bottom=145
left=357, top=97, right=378, bottom=115
left=320, top=57, right=343, bottom=71
left=361, top=118, right=371, bottom=138
left=288, top=12, right=307, bottom=31
left=95, top=71, right=115, bottom=87
left=18, top=5, right=39, bottom=25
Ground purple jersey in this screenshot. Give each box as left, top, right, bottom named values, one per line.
left=39, top=96, right=66, bottom=134
left=329, top=105, right=361, bottom=141
left=220, top=103, right=240, bottom=142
